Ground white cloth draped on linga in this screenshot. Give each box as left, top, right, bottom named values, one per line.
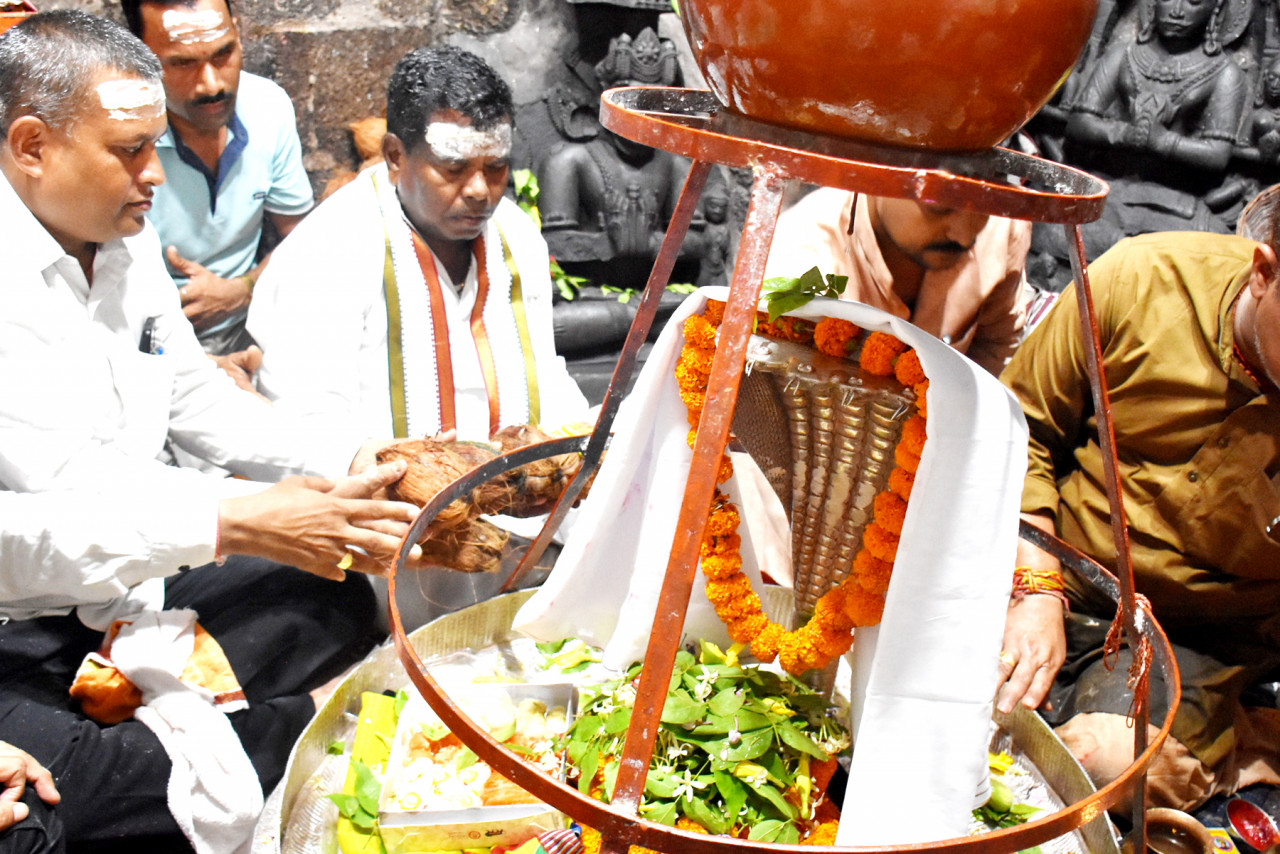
left=514, top=286, right=1027, bottom=844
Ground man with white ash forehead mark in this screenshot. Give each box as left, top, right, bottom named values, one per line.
left=0, top=11, right=430, bottom=851
left=122, top=0, right=314, bottom=357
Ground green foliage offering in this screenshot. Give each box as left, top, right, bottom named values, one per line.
left=972, top=774, right=1043, bottom=829
left=562, top=641, right=849, bottom=840
left=327, top=760, right=383, bottom=831
left=549, top=258, right=590, bottom=301
left=761, top=266, right=850, bottom=322
left=536, top=638, right=603, bottom=674
left=513, top=169, right=541, bottom=230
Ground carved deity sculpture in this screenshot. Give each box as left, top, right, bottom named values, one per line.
left=1250, top=55, right=1280, bottom=163
left=1066, top=0, right=1251, bottom=172
left=537, top=27, right=706, bottom=291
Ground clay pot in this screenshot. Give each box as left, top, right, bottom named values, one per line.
left=679, top=0, right=1098, bottom=151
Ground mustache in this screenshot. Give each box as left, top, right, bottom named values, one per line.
left=924, top=241, right=969, bottom=254
left=191, top=91, right=230, bottom=107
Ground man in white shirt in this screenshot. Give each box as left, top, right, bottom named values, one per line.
left=0, top=12, right=421, bottom=850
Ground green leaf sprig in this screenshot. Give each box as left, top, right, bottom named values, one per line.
left=327, top=760, right=383, bottom=831
left=562, top=640, right=849, bottom=842
left=761, top=266, right=849, bottom=323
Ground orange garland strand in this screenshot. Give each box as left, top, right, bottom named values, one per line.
left=680, top=302, right=929, bottom=676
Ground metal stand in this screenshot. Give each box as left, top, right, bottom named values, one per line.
left=391, top=87, right=1179, bottom=854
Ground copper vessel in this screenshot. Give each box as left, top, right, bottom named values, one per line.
left=679, top=0, right=1098, bottom=151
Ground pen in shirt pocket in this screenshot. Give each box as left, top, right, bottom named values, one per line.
left=138, top=315, right=164, bottom=355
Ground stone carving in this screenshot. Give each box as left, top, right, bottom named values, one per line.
left=1024, top=0, right=1275, bottom=290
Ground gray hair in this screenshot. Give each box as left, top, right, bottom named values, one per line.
left=0, top=10, right=162, bottom=135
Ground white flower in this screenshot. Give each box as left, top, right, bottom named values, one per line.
left=693, top=670, right=718, bottom=701
left=671, top=769, right=708, bottom=802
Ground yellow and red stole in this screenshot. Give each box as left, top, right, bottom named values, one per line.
left=374, top=173, right=541, bottom=438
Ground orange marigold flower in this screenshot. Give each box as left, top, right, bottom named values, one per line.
left=894, top=348, right=926, bottom=385
left=700, top=553, right=743, bottom=580
left=844, top=586, right=886, bottom=626
left=677, top=818, right=711, bottom=835
left=679, top=387, right=706, bottom=412
left=803, top=821, right=840, bottom=847
left=704, top=300, right=726, bottom=327
left=582, top=826, right=603, bottom=854
left=751, top=622, right=784, bottom=662
left=686, top=427, right=699, bottom=448
left=863, top=521, right=900, bottom=563
left=675, top=361, right=706, bottom=394
left=679, top=344, right=715, bottom=376
left=756, top=318, right=780, bottom=338
left=701, top=531, right=741, bottom=557
left=813, top=317, right=859, bottom=358
left=813, top=586, right=855, bottom=633
left=814, top=624, right=854, bottom=658
left=852, top=549, right=893, bottom=595
left=687, top=408, right=703, bottom=429
left=888, top=466, right=915, bottom=501
left=860, top=332, right=908, bottom=376
left=703, top=572, right=754, bottom=606
left=717, top=455, right=734, bottom=484
left=683, top=315, right=718, bottom=350
left=705, top=501, right=740, bottom=539
left=914, top=380, right=929, bottom=417
left=894, top=442, right=921, bottom=473
left=728, top=612, right=770, bottom=644
left=900, top=414, right=927, bottom=457
left=873, top=490, right=908, bottom=536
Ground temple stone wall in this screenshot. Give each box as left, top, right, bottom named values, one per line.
left=42, top=0, right=581, bottom=193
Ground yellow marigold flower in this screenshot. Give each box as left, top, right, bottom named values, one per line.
left=860, top=331, right=907, bottom=376
left=677, top=817, right=710, bottom=834
left=894, top=348, right=926, bottom=385
left=863, top=521, right=899, bottom=563
left=700, top=553, right=743, bottom=580
left=701, top=532, right=741, bottom=558
left=813, top=317, right=859, bottom=358
left=728, top=612, right=770, bottom=644
left=894, top=442, right=921, bottom=474
left=852, top=549, right=893, bottom=595
left=900, top=414, right=927, bottom=457
left=686, top=428, right=699, bottom=449
left=844, top=586, right=886, bottom=626
left=704, top=299, right=726, bottom=327
left=751, top=622, right=784, bottom=662
left=888, top=466, right=915, bottom=501
left=803, top=821, right=840, bottom=846
left=873, top=490, right=908, bottom=536
left=914, top=380, right=930, bottom=417
left=683, top=315, right=718, bottom=350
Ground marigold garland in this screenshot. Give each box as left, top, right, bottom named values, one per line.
left=679, top=301, right=929, bottom=676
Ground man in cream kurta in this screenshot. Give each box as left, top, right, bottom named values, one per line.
left=764, top=189, right=1032, bottom=375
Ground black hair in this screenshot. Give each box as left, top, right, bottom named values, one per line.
left=386, top=45, right=513, bottom=149
left=0, top=10, right=162, bottom=134
left=120, top=0, right=235, bottom=41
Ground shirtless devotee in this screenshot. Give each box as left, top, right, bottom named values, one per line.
left=995, top=221, right=1280, bottom=810
left=123, top=0, right=314, bottom=355
left=763, top=189, right=1032, bottom=375
left=0, top=12, right=425, bottom=851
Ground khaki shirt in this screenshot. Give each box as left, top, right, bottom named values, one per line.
left=764, top=188, right=1031, bottom=375
left=1002, top=231, right=1280, bottom=665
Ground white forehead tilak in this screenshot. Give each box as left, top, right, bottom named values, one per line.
left=424, top=122, right=512, bottom=161
left=96, top=79, right=166, bottom=121
left=161, top=8, right=230, bottom=44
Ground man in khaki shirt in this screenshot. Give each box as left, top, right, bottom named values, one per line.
left=763, top=189, right=1032, bottom=375
left=997, top=228, right=1280, bottom=810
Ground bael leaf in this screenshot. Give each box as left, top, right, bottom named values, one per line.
left=707, top=688, right=744, bottom=717
left=577, top=749, right=600, bottom=795
left=661, top=693, right=705, bottom=725
left=352, top=761, right=382, bottom=816
left=776, top=721, right=829, bottom=759
left=744, top=776, right=798, bottom=821
left=644, top=770, right=680, bottom=800
left=326, top=793, right=360, bottom=819
left=640, top=799, right=679, bottom=826
left=682, top=793, right=731, bottom=835
left=713, top=770, right=748, bottom=819
left=717, top=727, right=773, bottom=762
left=536, top=638, right=568, bottom=655
left=749, top=819, right=797, bottom=843
left=604, top=707, right=632, bottom=735
left=350, top=809, right=377, bottom=831
left=393, top=688, right=410, bottom=719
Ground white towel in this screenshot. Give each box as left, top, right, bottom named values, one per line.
left=514, top=287, right=1027, bottom=843
left=110, top=610, right=263, bottom=854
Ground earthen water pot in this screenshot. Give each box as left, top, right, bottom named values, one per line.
left=679, top=0, right=1098, bottom=151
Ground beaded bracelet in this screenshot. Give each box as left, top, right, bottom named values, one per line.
left=1012, top=565, right=1069, bottom=611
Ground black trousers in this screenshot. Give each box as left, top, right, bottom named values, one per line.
left=0, top=557, right=382, bottom=853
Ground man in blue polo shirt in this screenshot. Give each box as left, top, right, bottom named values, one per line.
left=123, top=0, right=314, bottom=355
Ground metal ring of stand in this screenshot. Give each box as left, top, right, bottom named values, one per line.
left=389, top=87, right=1175, bottom=854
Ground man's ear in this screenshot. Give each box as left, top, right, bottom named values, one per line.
left=382, top=132, right=406, bottom=181
left=5, top=116, right=51, bottom=178
left=1250, top=243, right=1279, bottom=299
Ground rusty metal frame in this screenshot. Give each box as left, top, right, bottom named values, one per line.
left=389, top=86, right=1169, bottom=854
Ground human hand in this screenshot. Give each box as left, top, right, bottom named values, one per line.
left=217, top=461, right=423, bottom=580
left=211, top=346, right=266, bottom=400
left=995, top=594, right=1066, bottom=715
left=0, top=742, right=59, bottom=832
left=169, top=246, right=252, bottom=332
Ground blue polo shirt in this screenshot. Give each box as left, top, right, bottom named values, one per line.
left=150, top=71, right=314, bottom=337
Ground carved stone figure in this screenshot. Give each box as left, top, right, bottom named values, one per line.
left=695, top=185, right=731, bottom=288
left=1066, top=0, right=1251, bottom=172
left=1250, top=55, right=1280, bottom=163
